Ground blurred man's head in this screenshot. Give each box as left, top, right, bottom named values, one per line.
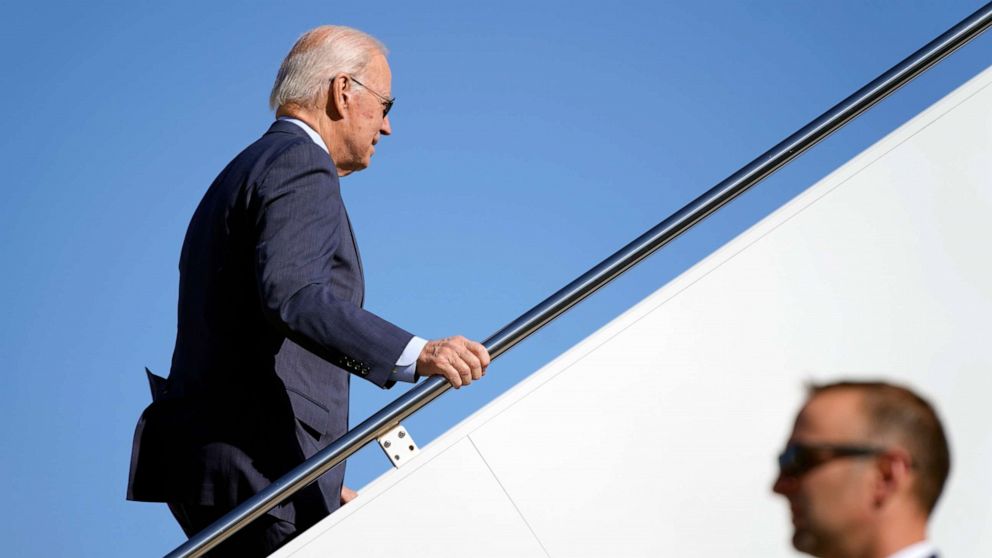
left=772, top=381, right=950, bottom=558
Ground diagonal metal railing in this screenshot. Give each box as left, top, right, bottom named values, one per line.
left=165, top=3, right=992, bottom=556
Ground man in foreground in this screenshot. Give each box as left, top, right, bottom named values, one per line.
left=773, top=381, right=950, bottom=558
left=128, top=26, right=490, bottom=556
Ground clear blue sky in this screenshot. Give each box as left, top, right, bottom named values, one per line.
left=1, top=1, right=990, bottom=555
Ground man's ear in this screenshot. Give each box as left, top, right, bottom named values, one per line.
left=326, top=74, right=350, bottom=121
left=873, top=449, right=912, bottom=508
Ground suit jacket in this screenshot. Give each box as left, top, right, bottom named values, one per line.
left=127, top=120, right=412, bottom=526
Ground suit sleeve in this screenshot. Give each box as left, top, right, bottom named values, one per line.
left=252, top=140, right=412, bottom=387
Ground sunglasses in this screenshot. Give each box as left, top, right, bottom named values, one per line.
left=348, top=75, right=394, bottom=117
left=777, top=442, right=886, bottom=477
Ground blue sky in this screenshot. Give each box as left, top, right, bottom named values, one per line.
left=1, top=1, right=990, bottom=555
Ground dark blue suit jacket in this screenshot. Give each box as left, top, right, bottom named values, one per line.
left=127, top=120, right=412, bottom=526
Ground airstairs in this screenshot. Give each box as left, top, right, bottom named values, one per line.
left=165, top=6, right=992, bottom=557
left=269, top=58, right=992, bottom=558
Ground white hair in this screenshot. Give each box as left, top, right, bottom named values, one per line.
left=269, top=25, right=387, bottom=111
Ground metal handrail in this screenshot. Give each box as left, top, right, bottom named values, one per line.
left=165, top=3, right=992, bottom=556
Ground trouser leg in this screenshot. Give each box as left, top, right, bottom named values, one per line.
left=168, top=502, right=298, bottom=558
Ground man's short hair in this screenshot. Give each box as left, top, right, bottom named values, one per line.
left=269, top=25, right=387, bottom=111
left=808, top=380, right=951, bottom=515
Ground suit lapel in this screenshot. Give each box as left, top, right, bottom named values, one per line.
left=342, top=206, right=365, bottom=307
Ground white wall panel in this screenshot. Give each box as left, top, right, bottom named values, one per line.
left=273, top=438, right=549, bottom=558
left=275, top=65, right=992, bottom=557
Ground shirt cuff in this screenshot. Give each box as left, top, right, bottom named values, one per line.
left=390, top=336, right=427, bottom=384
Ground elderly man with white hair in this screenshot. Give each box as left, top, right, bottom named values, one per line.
left=127, top=26, right=490, bottom=556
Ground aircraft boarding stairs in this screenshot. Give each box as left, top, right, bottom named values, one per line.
left=265, top=55, right=992, bottom=558
left=164, top=8, right=992, bottom=556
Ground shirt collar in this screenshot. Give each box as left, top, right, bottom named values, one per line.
left=887, top=540, right=937, bottom=558
left=277, top=116, right=329, bottom=154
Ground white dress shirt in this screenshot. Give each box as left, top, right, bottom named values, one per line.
left=887, top=540, right=938, bottom=558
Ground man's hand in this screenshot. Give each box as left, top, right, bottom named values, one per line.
left=340, top=485, right=358, bottom=505
left=417, top=336, right=490, bottom=388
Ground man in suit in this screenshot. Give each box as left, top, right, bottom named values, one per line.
left=127, top=25, right=490, bottom=556
left=772, top=381, right=950, bottom=558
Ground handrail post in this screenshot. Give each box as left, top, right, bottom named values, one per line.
left=164, top=4, right=992, bottom=556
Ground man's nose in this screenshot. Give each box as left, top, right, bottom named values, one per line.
left=772, top=473, right=797, bottom=496
left=380, top=114, right=391, bottom=135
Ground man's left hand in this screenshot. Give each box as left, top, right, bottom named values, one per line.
left=340, top=485, right=358, bottom=505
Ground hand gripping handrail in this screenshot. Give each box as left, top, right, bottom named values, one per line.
left=165, top=4, right=992, bottom=556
